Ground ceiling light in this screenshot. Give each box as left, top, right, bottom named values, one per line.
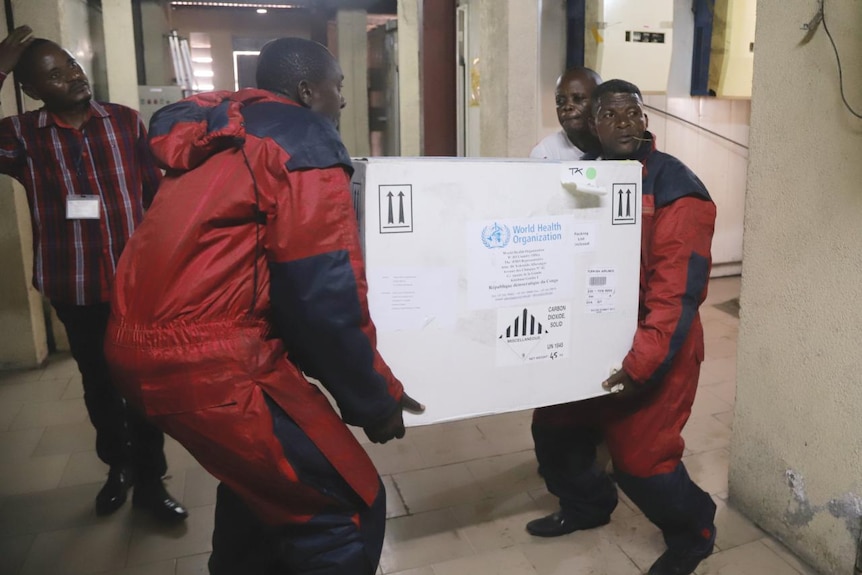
left=257, top=8, right=267, bottom=13
left=170, top=2, right=298, bottom=8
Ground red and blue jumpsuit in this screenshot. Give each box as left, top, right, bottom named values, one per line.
left=532, top=133, right=718, bottom=556
left=104, top=89, right=403, bottom=574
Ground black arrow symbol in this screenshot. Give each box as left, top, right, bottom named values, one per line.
left=617, top=189, right=624, bottom=217
left=625, top=189, right=632, bottom=217
left=387, top=191, right=394, bottom=224
left=398, top=191, right=406, bottom=223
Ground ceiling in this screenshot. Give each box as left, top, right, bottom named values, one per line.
left=167, top=0, right=397, bottom=14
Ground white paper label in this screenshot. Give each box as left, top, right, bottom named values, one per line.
left=585, top=267, right=617, bottom=314
left=468, top=215, right=576, bottom=309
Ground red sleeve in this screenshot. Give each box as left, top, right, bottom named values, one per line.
left=622, top=196, right=716, bottom=384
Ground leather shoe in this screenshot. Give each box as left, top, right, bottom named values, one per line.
left=525, top=510, right=611, bottom=537
left=132, top=480, right=189, bottom=523
left=647, top=547, right=713, bottom=575
left=95, top=467, right=133, bottom=516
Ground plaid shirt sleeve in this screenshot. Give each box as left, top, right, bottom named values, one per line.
left=134, top=113, right=162, bottom=209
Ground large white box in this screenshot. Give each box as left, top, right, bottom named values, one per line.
left=351, top=158, right=642, bottom=425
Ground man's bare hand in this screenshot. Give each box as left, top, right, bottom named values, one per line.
left=601, top=369, right=644, bottom=400
left=0, top=26, right=35, bottom=75
left=363, top=392, right=425, bottom=444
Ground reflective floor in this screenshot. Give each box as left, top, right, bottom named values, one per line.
left=0, top=276, right=817, bottom=574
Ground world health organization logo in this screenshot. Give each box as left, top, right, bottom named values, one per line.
left=481, top=222, right=511, bottom=249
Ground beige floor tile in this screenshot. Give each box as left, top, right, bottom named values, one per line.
left=0, top=482, right=112, bottom=537
left=388, top=568, right=434, bottom=575
left=683, top=449, right=730, bottom=496
left=393, top=463, right=485, bottom=514
left=705, top=379, right=737, bottom=406
left=58, top=450, right=109, bottom=488
left=429, top=547, right=538, bottom=575
left=474, top=410, right=536, bottom=457
left=518, top=528, right=641, bottom=575
left=0, top=533, right=34, bottom=575
left=451, top=492, right=538, bottom=552
left=713, top=497, right=766, bottom=551
left=10, top=398, right=88, bottom=431
left=695, top=540, right=800, bottom=574
left=702, top=320, right=738, bottom=341
left=61, top=378, right=84, bottom=400
left=760, top=537, right=819, bottom=574
left=691, top=387, right=734, bottom=418
left=712, top=411, right=734, bottom=429
left=18, top=519, right=134, bottom=575
left=0, top=400, right=23, bottom=432
left=704, top=337, right=737, bottom=361
left=364, top=437, right=427, bottom=475
left=175, top=552, right=210, bottom=575
left=38, top=354, right=80, bottom=381
left=384, top=474, right=408, bottom=519
left=0, top=428, right=44, bottom=462
left=699, top=358, right=738, bottom=387
left=410, top=421, right=497, bottom=467
left=0, top=376, right=71, bottom=404
left=379, top=509, right=474, bottom=574
left=682, top=415, right=733, bottom=455
left=32, top=420, right=95, bottom=457
left=604, top=512, right=666, bottom=572
left=101, top=559, right=177, bottom=575
left=126, top=503, right=215, bottom=566
left=182, top=466, right=219, bottom=509
left=465, top=450, right=544, bottom=498
left=0, top=453, right=70, bottom=497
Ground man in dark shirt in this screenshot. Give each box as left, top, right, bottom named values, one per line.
left=0, top=26, right=186, bottom=522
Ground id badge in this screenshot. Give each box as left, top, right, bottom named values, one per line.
left=66, top=195, right=100, bottom=220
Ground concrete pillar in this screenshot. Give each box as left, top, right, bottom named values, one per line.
left=140, top=0, right=172, bottom=86
left=397, top=0, right=421, bottom=156
left=478, top=0, right=539, bottom=158
left=336, top=10, right=370, bottom=157
left=101, top=0, right=139, bottom=109
left=730, top=1, right=862, bottom=573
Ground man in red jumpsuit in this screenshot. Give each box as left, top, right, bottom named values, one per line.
left=525, top=79, right=717, bottom=575
left=104, top=38, right=422, bottom=574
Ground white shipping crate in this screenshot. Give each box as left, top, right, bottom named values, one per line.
left=351, top=158, right=642, bottom=425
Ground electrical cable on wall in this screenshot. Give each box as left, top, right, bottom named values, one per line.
left=820, top=0, right=862, bottom=119
left=642, top=104, right=749, bottom=150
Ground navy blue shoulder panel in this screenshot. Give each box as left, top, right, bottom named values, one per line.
left=644, top=151, right=712, bottom=208
left=150, top=99, right=210, bottom=137
left=241, top=102, right=353, bottom=174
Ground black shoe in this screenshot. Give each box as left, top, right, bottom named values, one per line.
left=525, top=511, right=611, bottom=537
left=647, top=548, right=713, bottom=575
left=132, top=480, right=189, bottom=523
left=95, top=467, right=133, bottom=516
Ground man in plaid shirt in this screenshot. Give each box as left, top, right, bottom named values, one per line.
left=0, top=26, right=186, bottom=522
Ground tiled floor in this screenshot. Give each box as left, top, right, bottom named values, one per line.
left=0, top=277, right=818, bottom=575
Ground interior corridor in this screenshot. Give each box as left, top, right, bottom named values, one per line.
left=0, top=276, right=817, bottom=575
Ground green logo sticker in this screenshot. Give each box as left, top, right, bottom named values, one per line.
left=586, top=167, right=597, bottom=180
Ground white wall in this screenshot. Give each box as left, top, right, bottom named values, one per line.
left=730, top=1, right=862, bottom=573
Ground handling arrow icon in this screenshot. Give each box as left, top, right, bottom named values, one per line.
left=387, top=191, right=394, bottom=224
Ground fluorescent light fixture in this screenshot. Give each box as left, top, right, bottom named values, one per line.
left=196, top=83, right=215, bottom=91
left=193, top=70, right=215, bottom=77
left=257, top=8, right=267, bottom=13
left=170, top=2, right=298, bottom=8
left=192, top=57, right=213, bottom=63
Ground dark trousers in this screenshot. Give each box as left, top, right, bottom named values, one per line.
left=532, top=423, right=716, bottom=556
left=208, top=397, right=386, bottom=575
left=52, top=302, right=167, bottom=481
